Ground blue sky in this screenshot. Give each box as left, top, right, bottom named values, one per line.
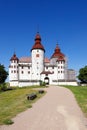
left=0, top=0, right=87, bottom=77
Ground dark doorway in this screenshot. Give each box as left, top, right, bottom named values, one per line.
left=44, top=77, right=49, bottom=85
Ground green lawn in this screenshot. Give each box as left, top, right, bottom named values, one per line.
left=0, top=86, right=45, bottom=125
left=1, top=85, right=87, bottom=125
left=63, top=85, right=87, bottom=117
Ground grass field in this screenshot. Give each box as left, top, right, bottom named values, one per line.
left=0, top=86, right=46, bottom=125
left=63, top=85, right=87, bottom=117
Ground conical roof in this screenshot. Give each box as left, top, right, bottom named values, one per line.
left=31, top=32, right=45, bottom=52
left=10, top=53, right=19, bottom=61
left=51, top=44, right=65, bottom=59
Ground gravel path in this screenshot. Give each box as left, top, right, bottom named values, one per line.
left=0, top=86, right=87, bottom=130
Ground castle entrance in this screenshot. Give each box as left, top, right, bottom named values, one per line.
left=44, top=77, right=49, bottom=85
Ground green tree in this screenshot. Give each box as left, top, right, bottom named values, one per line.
left=78, top=66, right=87, bottom=83
left=0, top=64, right=8, bottom=84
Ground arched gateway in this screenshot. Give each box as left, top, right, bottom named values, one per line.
left=44, top=77, right=49, bottom=85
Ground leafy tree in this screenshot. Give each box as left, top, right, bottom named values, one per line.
left=0, top=64, right=8, bottom=84
left=78, top=66, right=87, bottom=83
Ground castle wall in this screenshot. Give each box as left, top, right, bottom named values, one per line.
left=9, top=33, right=77, bottom=87
left=31, top=49, right=44, bottom=80
left=9, top=60, right=19, bottom=81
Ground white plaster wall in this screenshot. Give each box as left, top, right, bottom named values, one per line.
left=57, top=61, right=66, bottom=79
left=10, top=81, right=18, bottom=86
left=19, top=66, right=31, bottom=80
left=18, top=81, right=40, bottom=87
left=31, top=49, right=44, bottom=80
left=51, top=81, right=78, bottom=86
left=9, top=60, right=18, bottom=81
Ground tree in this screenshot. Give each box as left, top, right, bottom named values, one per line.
left=0, top=64, right=8, bottom=84
left=78, top=66, right=87, bottom=83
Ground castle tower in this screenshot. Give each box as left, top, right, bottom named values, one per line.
left=31, top=33, right=45, bottom=80
left=50, top=44, right=65, bottom=64
left=50, top=44, right=67, bottom=80
left=9, top=53, right=19, bottom=86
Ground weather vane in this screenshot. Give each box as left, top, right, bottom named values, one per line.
left=56, top=41, right=60, bottom=47
left=37, top=24, right=39, bottom=33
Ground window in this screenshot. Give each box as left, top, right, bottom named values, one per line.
left=36, top=54, right=39, bottom=57
left=11, top=70, right=13, bottom=73
left=14, top=70, right=16, bottom=73
left=58, top=71, right=60, bottom=73
left=28, top=66, right=30, bottom=69
left=52, top=66, right=54, bottom=69
left=28, top=71, right=30, bottom=74
left=14, top=65, right=16, bottom=68
left=46, top=67, right=48, bottom=69
left=22, top=66, right=23, bottom=69
left=21, top=71, right=24, bottom=74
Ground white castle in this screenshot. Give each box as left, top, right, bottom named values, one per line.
left=9, top=32, right=77, bottom=87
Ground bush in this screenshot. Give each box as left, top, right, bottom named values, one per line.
left=40, top=80, right=46, bottom=86
left=3, top=119, right=14, bottom=125
left=0, top=83, right=7, bottom=91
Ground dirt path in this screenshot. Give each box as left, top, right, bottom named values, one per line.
left=0, top=86, right=87, bottom=130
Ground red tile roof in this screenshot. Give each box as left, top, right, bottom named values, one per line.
left=44, top=57, right=50, bottom=63
left=31, top=33, right=45, bottom=52
left=51, top=44, right=65, bottom=59
left=56, top=56, right=65, bottom=62
left=19, top=57, right=50, bottom=63
left=10, top=53, right=19, bottom=61
left=19, top=57, right=31, bottom=63
left=41, top=71, right=53, bottom=74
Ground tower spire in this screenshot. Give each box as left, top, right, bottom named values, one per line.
left=31, top=32, right=45, bottom=52
left=37, top=24, right=39, bottom=34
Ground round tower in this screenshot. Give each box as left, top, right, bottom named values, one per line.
left=9, top=53, right=19, bottom=86
left=31, top=32, right=45, bottom=80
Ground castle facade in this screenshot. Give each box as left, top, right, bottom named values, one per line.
left=9, top=33, right=77, bottom=87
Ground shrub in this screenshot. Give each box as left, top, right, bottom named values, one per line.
left=40, top=80, right=46, bottom=86
left=3, top=119, right=14, bottom=125
left=0, top=83, right=7, bottom=91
